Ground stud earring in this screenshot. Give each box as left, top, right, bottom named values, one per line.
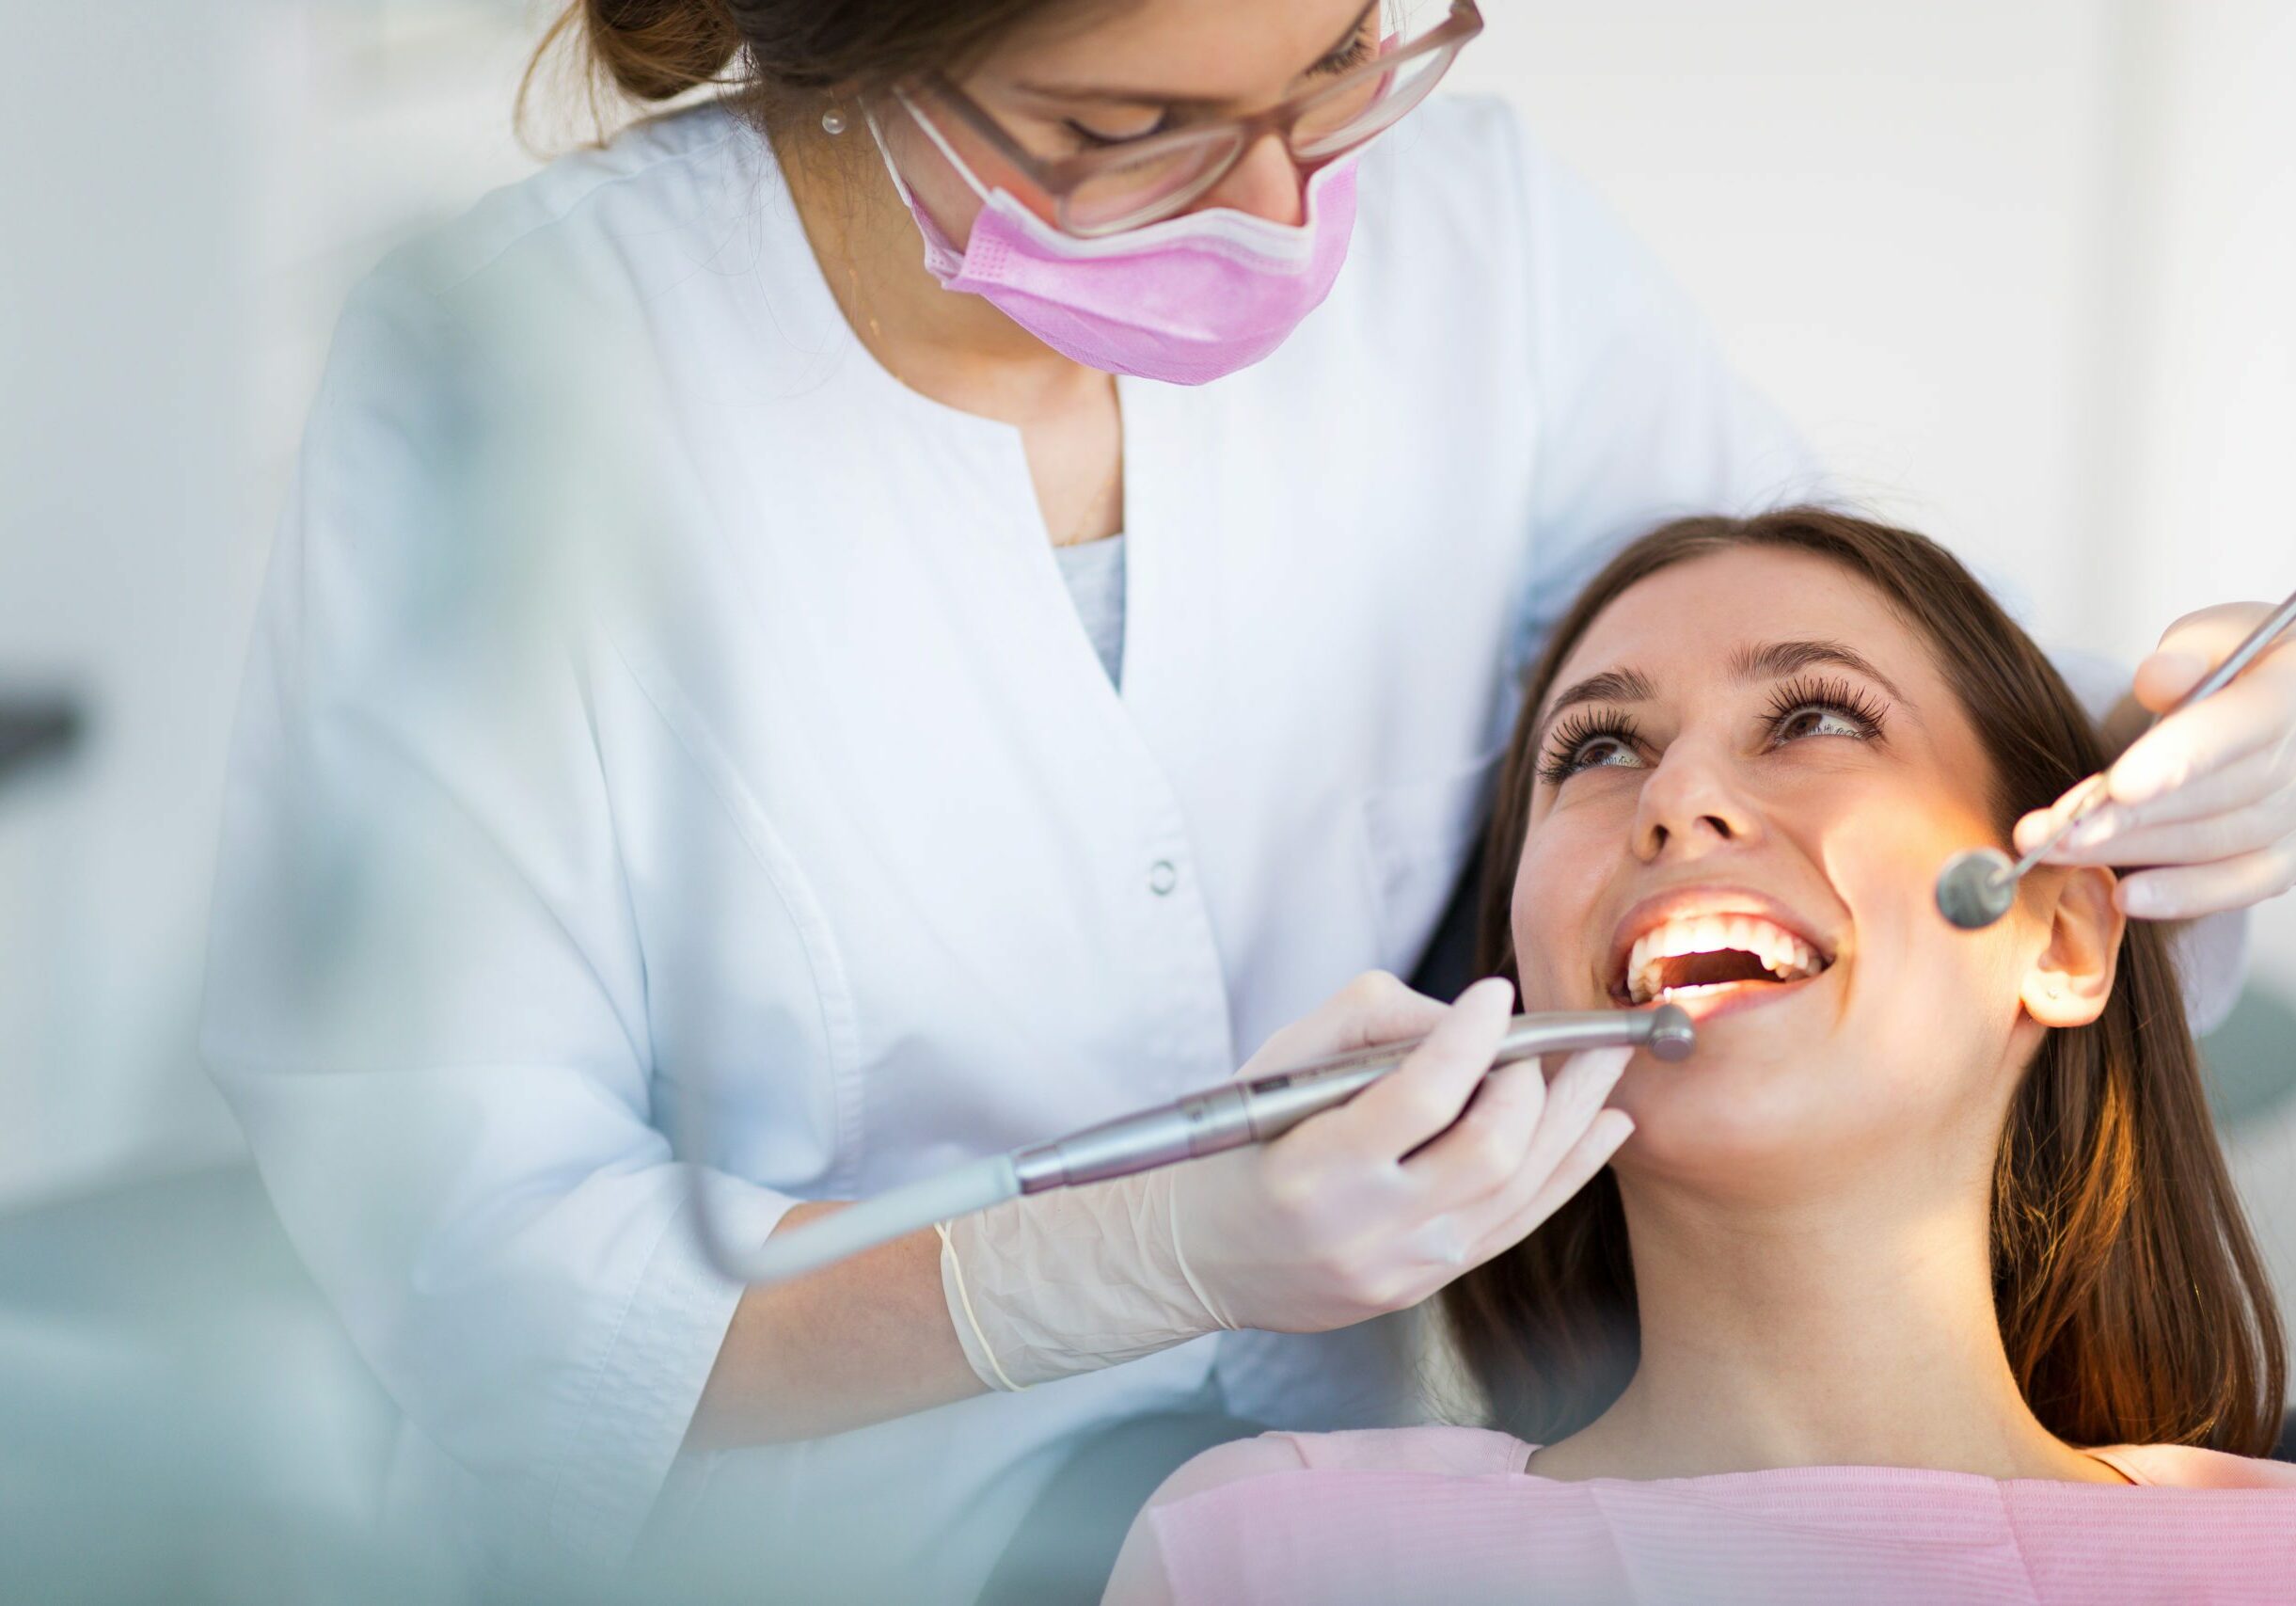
left=821, top=104, right=848, bottom=136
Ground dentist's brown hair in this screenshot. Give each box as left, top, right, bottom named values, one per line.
left=1445, top=507, right=2287, bottom=1455
left=521, top=0, right=1093, bottom=141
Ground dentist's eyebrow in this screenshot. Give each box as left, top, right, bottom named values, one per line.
left=1010, top=0, right=1379, bottom=105
left=1729, top=638, right=1907, bottom=703
left=1531, top=666, right=1656, bottom=752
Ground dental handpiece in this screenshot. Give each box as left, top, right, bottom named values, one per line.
left=1935, top=587, right=2296, bottom=930
left=702, top=1005, right=1694, bottom=1286
left=1009, top=1004, right=1694, bottom=1192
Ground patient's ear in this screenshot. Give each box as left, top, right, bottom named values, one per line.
left=2020, top=866, right=2124, bottom=1027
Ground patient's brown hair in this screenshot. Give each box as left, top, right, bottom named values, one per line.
left=1444, top=507, right=2287, bottom=1455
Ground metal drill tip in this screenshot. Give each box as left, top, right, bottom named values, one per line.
left=1936, top=847, right=2016, bottom=930
left=1644, top=1002, right=1695, bottom=1061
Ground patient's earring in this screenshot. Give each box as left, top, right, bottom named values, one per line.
left=821, top=103, right=848, bottom=136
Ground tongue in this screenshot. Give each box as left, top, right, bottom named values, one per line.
left=1659, top=949, right=1775, bottom=990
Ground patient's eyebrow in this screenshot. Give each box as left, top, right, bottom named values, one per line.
left=1730, top=639, right=1906, bottom=702
left=1531, top=666, right=1655, bottom=751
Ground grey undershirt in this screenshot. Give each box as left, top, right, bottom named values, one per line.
left=1052, top=533, right=1128, bottom=689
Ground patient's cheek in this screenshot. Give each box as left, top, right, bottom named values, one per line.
left=1509, top=844, right=1590, bottom=1010
left=1513, top=954, right=1559, bottom=1011
left=1508, top=903, right=1564, bottom=1010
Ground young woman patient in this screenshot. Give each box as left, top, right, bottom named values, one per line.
left=1104, top=508, right=2293, bottom=1605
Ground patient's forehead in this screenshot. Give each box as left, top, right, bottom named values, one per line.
left=1552, top=548, right=1937, bottom=695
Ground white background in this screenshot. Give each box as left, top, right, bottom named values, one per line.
left=2, top=0, right=2290, bottom=1326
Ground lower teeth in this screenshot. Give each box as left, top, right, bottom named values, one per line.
left=1638, top=969, right=1814, bottom=1005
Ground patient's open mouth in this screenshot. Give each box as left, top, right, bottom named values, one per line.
left=1619, top=913, right=1829, bottom=1006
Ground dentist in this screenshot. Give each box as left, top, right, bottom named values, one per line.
left=200, top=1, right=2296, bottom=1598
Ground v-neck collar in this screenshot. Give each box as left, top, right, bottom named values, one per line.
left=752, top=114, right=1192, bottom=723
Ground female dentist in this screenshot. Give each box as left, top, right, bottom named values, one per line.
left=200, top=0, right=2296, bottom=1598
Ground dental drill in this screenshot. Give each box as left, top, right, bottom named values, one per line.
left=1936, top=587, right=2296, bottom=931
left=691, top=1004, right=1694, bottom=1286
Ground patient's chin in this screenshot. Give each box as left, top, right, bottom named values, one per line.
left=1609, top=1052, right=1875, bottom=1191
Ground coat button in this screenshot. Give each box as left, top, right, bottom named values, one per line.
left=1148, top=859, right=1179, bottom=896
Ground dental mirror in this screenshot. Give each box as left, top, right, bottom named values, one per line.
left=1935, top=846, right=2019, bottom=931
left=1934, top=586, right=2296, bottom=931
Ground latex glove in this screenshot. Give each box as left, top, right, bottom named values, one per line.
left=1168, top=973, right=1633, bottom=1334
left=940, top=973, right=1633, bottom=1390
left=2019, top=601, right=2296, bottom=918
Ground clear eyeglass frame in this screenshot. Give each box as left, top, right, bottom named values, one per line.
left=894, top=0, right=1485, bottom=238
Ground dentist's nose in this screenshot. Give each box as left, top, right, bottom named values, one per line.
left=1633, top=742, right=1763, bottom=863
left=1197, top=133, right=1305, bottom=225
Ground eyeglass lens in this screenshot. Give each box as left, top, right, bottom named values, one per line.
left=1065, top=129, right=1249, bottom=232
left=1062, top=19, right=1464, bottom=232
left=1291, top=33, right=1453, bottom=157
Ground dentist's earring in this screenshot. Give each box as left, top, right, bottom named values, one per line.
left=821, top=103, right=849, bottom=135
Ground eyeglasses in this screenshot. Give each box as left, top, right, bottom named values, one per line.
left=896, top=0, right=1484, bottom=238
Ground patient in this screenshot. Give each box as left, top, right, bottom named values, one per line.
left=1105, top=509, right=2293, bottom=1605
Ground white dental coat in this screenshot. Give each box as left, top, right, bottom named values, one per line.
left=200, top=94, right=1832, bottom=1598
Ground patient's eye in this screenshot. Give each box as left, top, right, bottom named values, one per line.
left=1538, top=712, right=1647, bottom=785
left=1766, top=676, right=1888, bottom=747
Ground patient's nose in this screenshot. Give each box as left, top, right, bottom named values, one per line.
left=1633, top=743, right=1762, bottom=863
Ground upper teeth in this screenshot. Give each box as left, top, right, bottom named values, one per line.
left=1625, top=914, right=1824, bottom=1005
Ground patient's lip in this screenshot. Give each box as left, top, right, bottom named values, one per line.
left=1604, top=883, right=1836, bottom=1003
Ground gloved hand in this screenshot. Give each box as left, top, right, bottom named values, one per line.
left=2021, top=600, right=2296, bottom=917
left=1167, top=972, right=1632, bottom=1333
left=939, top=972, right=1634, bottom=1389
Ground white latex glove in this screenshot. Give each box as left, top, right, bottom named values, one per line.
left=1169, top=973, right=1633, bottom=1334
left=940, top=973, right=1634, bottom=1388
left=2020, top=601, right=2296, bottom=918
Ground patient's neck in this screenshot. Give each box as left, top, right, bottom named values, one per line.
left=1526, top=1168, right=2122, bottom=1485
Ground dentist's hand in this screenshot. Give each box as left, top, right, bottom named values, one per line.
left=2020, top=601, right=2296, bottom=918
left=1170, top=973, right=1634, bottom=1334
left=935, top=972, right=1633, bottom=1390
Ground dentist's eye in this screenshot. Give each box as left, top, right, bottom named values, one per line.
left=1065, top=114, right=1174, bottom=149
left=1765, top=676, right=1889, bottom=747
left=1538, top=712, right=1647, bottom=785
left=1307, top=27, right=1377, bottom=79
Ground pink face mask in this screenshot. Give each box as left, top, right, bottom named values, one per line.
left=867, top=103, right=1358, bottom=386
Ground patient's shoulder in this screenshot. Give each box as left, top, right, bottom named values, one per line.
left=1104, top=1427, right=1535, bottom=1606
left=2095, top=1443, right=2296, bottom=1489
left=1264, top=1424, right=1535, bottom=1477
left=1104, top=1437, right=1308, bottom=1606
left=1141, top=1433, right=1314, bottom=1511
left=1155, top=1424, right=1530, bottom=1507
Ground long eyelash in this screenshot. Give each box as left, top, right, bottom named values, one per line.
left=1310, top=31, right=1377, bottom=77
left=1064, top=117, right=1170, bottom=150
left=1537, top=709, right=1640, bottom=786
left=1076, top=21, right=1374, bottom=150
left=1765, top=675, right=1890, bottom=739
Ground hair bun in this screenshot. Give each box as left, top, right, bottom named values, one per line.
left=530, top=0, right=1071, bottom=146
left=584, top=0, right=743, bottom=102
